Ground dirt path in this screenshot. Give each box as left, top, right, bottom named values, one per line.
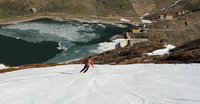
left=0, top=13, right=141, bottom=25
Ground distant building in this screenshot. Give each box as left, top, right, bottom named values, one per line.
left=176, top=10, right=190, bottom=16
left=131, top=28, right=142, bottom=33
left=165, top=14, right=173, bottom=20
left=177, top=11, right=182, bottom=16
left=160, top=15, right=165, bottom=19
left=31, top=8, right=37, bottom=13
left=115, top=39, right=148, bottom=48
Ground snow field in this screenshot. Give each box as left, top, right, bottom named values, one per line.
left=0, top=64, right=200, bottom=104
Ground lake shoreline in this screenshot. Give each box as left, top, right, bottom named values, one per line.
left=0, top=13, right=141, bottom=26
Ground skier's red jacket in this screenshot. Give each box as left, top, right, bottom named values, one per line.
left=82, top=58, right=94, bottom=67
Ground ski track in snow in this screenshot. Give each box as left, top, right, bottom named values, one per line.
left=70, top=72, right=146, bottom=104
left=0, top=64, right=200, bottom=104
left=166, top=97, right=200, bottom=104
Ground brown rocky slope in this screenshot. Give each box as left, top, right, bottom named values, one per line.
left=160, top=39, right=200, bottom=63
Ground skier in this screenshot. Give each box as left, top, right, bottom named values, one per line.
left=80, top=56, right=94, bottom=73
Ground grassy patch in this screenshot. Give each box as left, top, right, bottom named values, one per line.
left=154, top=0, right=176, bottom=9
left=41, top=0, right=96, bottom=15
left=183, top=1, right=200, bottom=11
left=0, top=1, right=31, bottom=19
left=97, top=0, right=137, bottom=17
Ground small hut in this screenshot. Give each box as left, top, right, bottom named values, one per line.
left=160, top=15, right=165, bottom=19
left=131, top=27, right=142, bottom=33
left=165, top=14, right=173, bottom=20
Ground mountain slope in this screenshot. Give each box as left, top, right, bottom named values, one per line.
left=0, top=64, right=200, bottom=104
left=129, top=0, right=177, bottom=16
left=0, top=0, right=192, bottom=19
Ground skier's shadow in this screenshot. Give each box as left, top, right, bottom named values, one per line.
left=59, top=72, right=73, bottom=75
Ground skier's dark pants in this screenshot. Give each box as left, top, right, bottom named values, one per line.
left=80, top=65, right=89, bottom=73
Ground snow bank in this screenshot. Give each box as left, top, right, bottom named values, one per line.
left=0, top=64, right=7, bottom=70
left=90, top=39, right=126, bottom=53
left=120, top=18, right=131, bottom=22
left=170, top=0, right=182, bottom=8
left=141, top=20, right=152, bottom=23
left=90, top=42, right=116, bottom=53
left=141, top=13, right=150, bottom=19
left=0, top=64, right=200, bottom=104
left=143, top=13, right=150, bottom=17
left=146, top=44, right=176, bottom=55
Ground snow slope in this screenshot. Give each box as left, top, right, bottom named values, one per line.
left=0, top=64, right=200, bottom=104
left=0, top=64, right=7, bottom=70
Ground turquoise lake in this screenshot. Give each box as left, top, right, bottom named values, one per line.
left=0, top=19, right=133, bottom=66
